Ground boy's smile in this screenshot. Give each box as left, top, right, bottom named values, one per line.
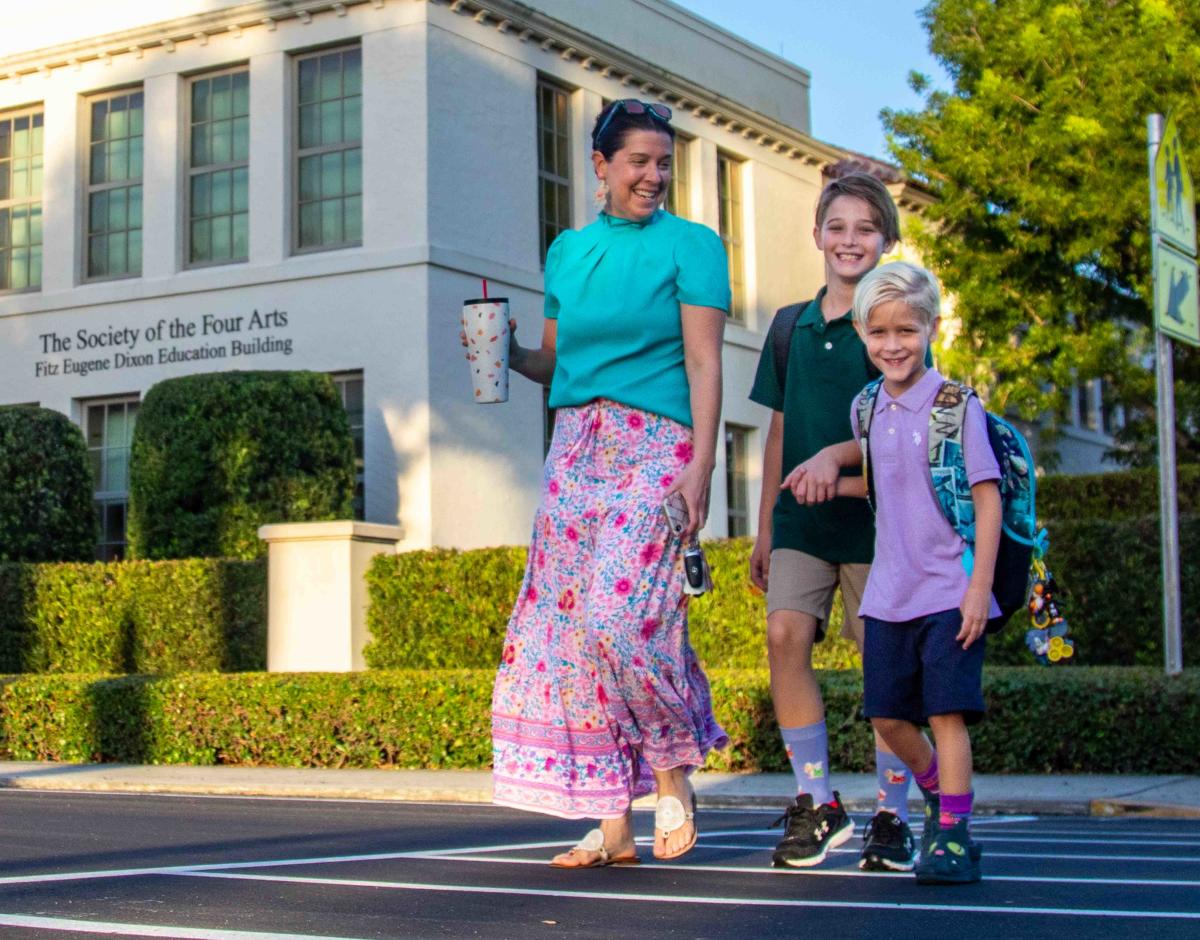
left=813, top=194, right=892, bottom=289
left=862, top=299, right=938, bottom=397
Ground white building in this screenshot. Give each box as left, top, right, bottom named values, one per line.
left=1, top=0, right=953, bottom=558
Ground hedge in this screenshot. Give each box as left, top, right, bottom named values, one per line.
left=1, top=668, right=1194, bottom=774
left=364, top=541, right=860, bottom=672
left=0, top=407, right=96, bottom=563
left=366, top=521, right=1197, bottom=669
left=128, top=371, right=355, bottom=560
left=0, top=559, right=266, bottom=674
left=1037, top=464, right=1200, bottom=522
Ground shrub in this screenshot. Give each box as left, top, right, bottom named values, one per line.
left=0, top=558, right=266, bottom=674
left=1037, top=464, right=1200, bottom=522
left=364, top=541, right=859, bottom=671
left=127, top=371, right=355, bottom=560
left=0, top=668, right=1193, bottom=774
left=0, top=407, right=95, bottom=562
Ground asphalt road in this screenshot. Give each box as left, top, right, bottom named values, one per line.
left=0, top=789, right=1197, bottom=939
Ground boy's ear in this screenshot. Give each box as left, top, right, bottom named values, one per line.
left=812, top=224, right=823, bottom=250
left=929, top=315, right=941, bottom=341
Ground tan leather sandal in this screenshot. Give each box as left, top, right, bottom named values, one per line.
left=549, top=828, right=641, bottom=868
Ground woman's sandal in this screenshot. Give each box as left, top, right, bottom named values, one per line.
left=653, top=791, right=698, bottom=861
left=549, top=828, right=641, bottom=869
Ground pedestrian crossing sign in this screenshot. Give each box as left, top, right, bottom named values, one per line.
left=1153, top=112, right=1196, bottom=255
left=1154, top=238, right=1200, bottom=347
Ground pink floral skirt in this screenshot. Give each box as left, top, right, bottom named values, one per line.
left=492, top=399, right=728, bottom=820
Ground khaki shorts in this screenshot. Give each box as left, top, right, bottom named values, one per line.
left=766, top=548, right=869, bottom=646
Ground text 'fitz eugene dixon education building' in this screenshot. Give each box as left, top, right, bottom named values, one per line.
left=0, top=0, right=935, bottom=559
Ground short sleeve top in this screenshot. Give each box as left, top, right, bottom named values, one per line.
left=748, top=290, right=879, bottom=563
left=545, top=210, right=731, bottom=428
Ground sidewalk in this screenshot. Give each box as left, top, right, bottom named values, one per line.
left=2, top=761, right=1198, bottom=817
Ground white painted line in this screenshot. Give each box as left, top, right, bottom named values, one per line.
left=0, top=912, right=368, bottom=939
left=173, top=870, right=1200, bottom=920
left=397, top=851, right=1200, bottom=887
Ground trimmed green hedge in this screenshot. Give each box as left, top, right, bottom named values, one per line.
left=364, top=541, right=859, bottom=671
left=128, top=371, right=355, bottom=560
left=1, top=668, right=1194, bottom=773
left=0, top=407, right=96, bottom=563
left=0, top=559, right=266, bottom=674
left=1038, top=464, right=1200, bottom=522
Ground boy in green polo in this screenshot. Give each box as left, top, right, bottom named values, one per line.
left=749, top=172, right=927, bottom=872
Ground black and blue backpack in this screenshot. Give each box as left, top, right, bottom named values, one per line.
left=855, top=377, right=1046, bottom=631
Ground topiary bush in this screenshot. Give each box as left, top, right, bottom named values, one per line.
left=127, top=371, right=355, bottom=560
left=0, top=406, right=96, bottom=562
left=0, top=558, right=266, bottom=674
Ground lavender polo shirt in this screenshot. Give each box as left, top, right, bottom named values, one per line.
left=851, top=368, right=1001, bottom=623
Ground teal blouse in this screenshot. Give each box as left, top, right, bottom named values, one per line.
left=545, top=210, right=731, bottom=427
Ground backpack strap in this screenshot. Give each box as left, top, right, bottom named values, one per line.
left=856, top=377, right=884, bottom=513
left=928, top=380, right=979, bottom=573
left=768, top=302, right=808, bottom=394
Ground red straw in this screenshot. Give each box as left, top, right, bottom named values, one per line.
left=482, top=278, right=488, bottom=300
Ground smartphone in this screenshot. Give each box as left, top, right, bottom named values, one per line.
left=661, top=491, right=689, bottom=537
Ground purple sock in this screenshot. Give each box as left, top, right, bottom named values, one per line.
left=875, top=750, right=912, bottom=823
left=781, top=721, right=833, bottom=806
left=939, top=791, right=973, bottom=828
left=914, top=752, right=939, bottom=794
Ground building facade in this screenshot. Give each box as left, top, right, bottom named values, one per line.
left=0, top=0, right=944, bottom=557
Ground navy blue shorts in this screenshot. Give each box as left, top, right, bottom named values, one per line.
left=862, top=608, right=986, bottom=726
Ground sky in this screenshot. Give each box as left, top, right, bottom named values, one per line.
left=672, top=0, right=951, bottom=161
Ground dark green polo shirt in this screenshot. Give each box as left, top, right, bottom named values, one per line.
left=749, top=289, right=878, bottom=564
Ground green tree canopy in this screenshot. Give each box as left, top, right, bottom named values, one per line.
left=885, top=0, right=1200, bottom=465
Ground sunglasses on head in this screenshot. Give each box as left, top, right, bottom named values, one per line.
left=594, top=99, right=673, bottom=148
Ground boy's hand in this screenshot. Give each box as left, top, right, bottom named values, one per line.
left=780, top=447, right=840, bottom=505
left=749, top=532, right=770, bottom=592
left=958, top=584, right=990, bottom=649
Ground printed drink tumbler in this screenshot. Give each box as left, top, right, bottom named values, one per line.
left=462, top=298, right=510, bottom=403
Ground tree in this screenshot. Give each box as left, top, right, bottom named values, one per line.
left=884, top=0, right=1200, bottom=466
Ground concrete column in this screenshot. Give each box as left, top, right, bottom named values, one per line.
left=140, top=72, right=181, bottom=279
left=259, top=520, right=405, bottom=672
left=248, top=51, right=287, bottom=265
left=39, top=85, right=79, bottom=292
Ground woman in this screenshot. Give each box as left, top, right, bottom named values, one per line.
left=489, top=99, right=729, bottom=867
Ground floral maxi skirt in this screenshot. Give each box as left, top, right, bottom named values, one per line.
left=492, top=399, right=728, bottom=819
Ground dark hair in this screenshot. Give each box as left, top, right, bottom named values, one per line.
left=591, top=101, right=675, bottom=159
left=815, top=172, right=901, bottom=246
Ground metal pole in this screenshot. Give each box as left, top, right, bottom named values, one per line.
left=1147, top=113, right=1184, bottom=676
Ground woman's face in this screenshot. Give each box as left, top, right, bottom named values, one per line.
left=593, top=129, right=674, bottom=222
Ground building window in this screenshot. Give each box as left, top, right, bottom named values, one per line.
left=295, top=46, right=362, bottom=252
left=84, top=397, right=139, bottom=560
left=188, top=68, right=249, bottom=266
left=1075, top=380, right=1097, bottom=432
left=537, top=78, right=571, bottom=265
left=717, top=152, right=745, bottom=321
left=543, top=385, right=557, bottom=458
left=0, top=106, right=43, bottom=293
left=86, top=89, right=143, bottom=280
left=331, top=371, right=365, bottom=520
left=665, top=134, right=690, bottom=219
left=725, top=424, right=751, bottom=537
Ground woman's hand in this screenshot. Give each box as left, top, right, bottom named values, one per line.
left=461, top=317, right=523, bottom=368
left=665, top=457, right=713, bottom=543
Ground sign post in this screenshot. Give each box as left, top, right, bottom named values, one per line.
left=1147, top=112, right=1196, bottom=676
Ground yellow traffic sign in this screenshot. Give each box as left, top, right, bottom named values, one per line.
left=1153, top=112, right=1196, bottom=255
left=1154, top=238, right=1200, bottom=347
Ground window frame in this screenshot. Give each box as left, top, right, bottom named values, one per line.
left=717, top=151, right=746, bottom=322
left=292, top=44, right=363, bottom=256
left=81, top=394, right=140, bottom=561
left=185, top=64, right=251, bottom=269
left=331, top=370, right=366, bottom=521
left=665, top=132, right=691, bottom=220
left=536, top=76, right=572, bottom=267
left=83, top=86, right=145, bottom=283
left=0, top=103, right=44, bottom=294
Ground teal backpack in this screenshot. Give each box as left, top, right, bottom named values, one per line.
left=855, top=378, right=1046, bottom=631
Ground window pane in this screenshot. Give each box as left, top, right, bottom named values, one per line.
left=90, top=101, right=107, bottom=142
left=107, top=186, right=127, bottom=232
left=319, top=54, right=343, bottom=99
left=232, top=213, right=248, bottom=258
left=321, top=151, right=343, bottom=198
left=321, top=198, right=343, bottom=244
left=344, top=148, right=361, bottom=195
left=0, top=123, right=10, bottom=158
left=212, top=73, right=232, bottom=120
left=299, top=104, right=320, bottom=149
left=212, top=215, right=231, bottom=259
left=343, top=97, right=362, bottom=143
left=343, top=49, right=362, bottom=95
left=211, top=169, right=231, bottom=214
left=88, top=235, right=108, bottom=276
left=30, top=244, right=41, bottom=289
left=299, top=155, right=320, bottom=201
left=232, top=116, right=249, bottom=162
left=0, top=161, right=8, bottom=201
left=192, top=79, right=210, bottom=122
left=108, top=138, right=128, bottom=181
left=191, top=124, right=209, bottom=167
left=108, top=231, right=127, bottom=273
left=211, top=119, right=232, bottom=164
left=299, top=202, right=320, bottom=247
left=191, top=172, right=211, bottom=216
left=90, top=143, right=107, bottom=184
left=89, top=191, right=108, bottom=233
left=232, top=167, right=249, bottom=212
left=344, top=195, right=362, bottom=243
left=298, top=58, right=319, bottom=104
left=232, top=71, right=249, bottom=115
left=129, top=185, right=143, bottom=230
left=191, top=219, right=210, bottom=262
left=320, top=100, right=342, bottom=146
left=129, top=230, right=142, bottom=273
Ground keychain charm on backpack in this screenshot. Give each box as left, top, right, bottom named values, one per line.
left=1025, top=557, right=1075, bottom=665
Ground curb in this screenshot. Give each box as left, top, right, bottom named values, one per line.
left=1089, top=799, right=1200, bottom=819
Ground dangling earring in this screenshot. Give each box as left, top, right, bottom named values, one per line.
left=594, top=178, right=609, bottom=209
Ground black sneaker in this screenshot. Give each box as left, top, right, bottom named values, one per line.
left=915, top=818, right=982, bottom=884
left=770, top=792, right=854, bottom=868
left=859, top=810, right=917, bottom=872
